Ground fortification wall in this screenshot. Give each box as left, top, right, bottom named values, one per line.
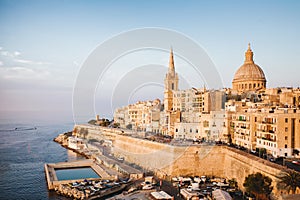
left=222, top=147, right=283, bottom=192
left=74, top=125, right=287, bottom=195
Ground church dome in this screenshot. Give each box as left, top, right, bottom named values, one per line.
left=233, top=63, right=266, bottom=82
left=232, top=44, right=267, bottom=92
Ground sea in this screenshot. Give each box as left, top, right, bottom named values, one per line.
left=0, top=122, right=85, bottom=200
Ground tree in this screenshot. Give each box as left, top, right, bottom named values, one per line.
left=88, top=119, right=97, bottom=125
left=243, top=172, right=273, bottom=200
left=229, top=178, right=238, bottom=189
left=259, top=148, right=267, bottom=158
left=112, top=123, right=120, bottom=128
left=279, top=170, right=300, bottom=194
left=99, top=118, right=111, bottom=127
left=126, top=124, right=132, bottom=130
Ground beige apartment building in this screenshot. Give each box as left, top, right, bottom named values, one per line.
left=230, top=105, right=300, bottom=158
left=114, top=99, right=161, bottom=132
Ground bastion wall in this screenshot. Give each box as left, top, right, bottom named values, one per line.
left=74, top=125, right=287, bottom=195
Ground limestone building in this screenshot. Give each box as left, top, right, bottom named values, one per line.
left=113, top=44, right=300, bottom=156
left=114, top=99, right=161, bottom=132
left=228, top=88, right=300, bottom=158
left=232, top=44, right=267, bottom=93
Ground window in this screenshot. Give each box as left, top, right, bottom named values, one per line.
left=285, top=144, right=287, bottom=148
left=196, top=129, right=198, bottom=133
left=190, top=129, right=192, bottom=133
left=285, top=118, right=288, bottom=123
left=175, top=128, right=178, bottom=132
left=285, top=136, right=288, bottom=140
left=285, top=127, right=288, bottom=132
left=203, top=121, right=209, bottom=127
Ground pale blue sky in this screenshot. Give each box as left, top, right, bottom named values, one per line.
left=0, top=0, right=299, bottom=123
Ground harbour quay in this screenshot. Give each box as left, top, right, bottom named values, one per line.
left=44, top=159, right=112, bottom=190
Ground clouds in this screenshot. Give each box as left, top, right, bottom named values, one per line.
left=0, top=46, right=77, bottom=96
left=0, top=48, right=22, bottom=58
left=0, top=47, right=54, bottom=81
left=0, top=66, right=50, bottom=81
left=0, top=47, right=51, bottom=67
left=0, top=46, right=77, bottom=122
left=14, top=58, right=51, bottom=65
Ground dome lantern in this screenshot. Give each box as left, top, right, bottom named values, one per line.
left=245, top=43, right=254, bottom=64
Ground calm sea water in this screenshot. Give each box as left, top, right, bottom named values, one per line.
left=0, top=122, right=84, bottom=200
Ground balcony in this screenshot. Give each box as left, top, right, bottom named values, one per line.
left=261, top=121, right=275, bottom=125
left=260, top=137, right=276, bottom=142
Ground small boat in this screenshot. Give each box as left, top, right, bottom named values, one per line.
left=201, top=176, right=206, bottom=183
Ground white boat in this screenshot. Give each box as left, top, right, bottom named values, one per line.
left=172, top=177, right=179, bottom=182
left=142, top=184, right=153, bottom=190
left=194, top=177, right=201, bottom=183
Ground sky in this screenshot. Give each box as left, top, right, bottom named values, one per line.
left=0, top=0, right=299, bottom=123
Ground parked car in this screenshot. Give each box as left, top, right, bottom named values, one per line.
left=292, top=160, right=300, bottom=165
left=269, top=157, right=276, bottom=162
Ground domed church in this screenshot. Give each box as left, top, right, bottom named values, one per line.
left=232, top=44, right=267, bottom=93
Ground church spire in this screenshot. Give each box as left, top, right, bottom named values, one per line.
left=169, top=47, right=175, bottom=71
left=245, top=43, right=254, bottom=64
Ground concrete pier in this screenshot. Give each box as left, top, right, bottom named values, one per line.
left=44, top=159, right=112, bottom=190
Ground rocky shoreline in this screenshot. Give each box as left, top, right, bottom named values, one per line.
left=54, top=132, right=90, bottom=159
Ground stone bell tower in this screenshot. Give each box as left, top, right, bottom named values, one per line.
left=163, top=48, right=179, bottom=136
left=164, top=48, right=179, bottom=111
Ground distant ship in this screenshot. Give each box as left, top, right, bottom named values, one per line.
left=14, top=127, right=37, bottom=131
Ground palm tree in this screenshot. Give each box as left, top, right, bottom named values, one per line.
left=279, top=170, right=300, bottom=194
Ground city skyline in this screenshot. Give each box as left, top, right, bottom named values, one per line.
left=0, top=0, right=299, bottom=122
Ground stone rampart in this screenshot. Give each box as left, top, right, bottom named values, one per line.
left=74, top=125, right=291, bottom=196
